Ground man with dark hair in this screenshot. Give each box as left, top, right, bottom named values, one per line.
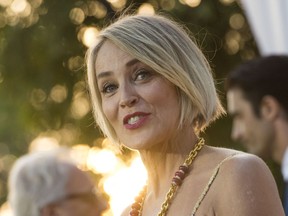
left=226, top=55, right=288, bottom=213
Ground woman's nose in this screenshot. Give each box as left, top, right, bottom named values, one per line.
left=119, top=85, right=139, bottom=108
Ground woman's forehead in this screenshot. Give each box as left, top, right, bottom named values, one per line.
left=95, top=40, right=135, bottom=74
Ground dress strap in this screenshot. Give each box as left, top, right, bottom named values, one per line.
left=191, top=153, right=238, bottom=216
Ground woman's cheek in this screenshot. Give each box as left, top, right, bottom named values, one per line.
left=102, top=100, right=117, bottom=123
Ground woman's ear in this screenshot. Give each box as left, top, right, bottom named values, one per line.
left=260, top=95, right=281, bottom=120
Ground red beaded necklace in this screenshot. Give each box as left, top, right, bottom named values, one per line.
left=129, top=138, right=205, bottom=216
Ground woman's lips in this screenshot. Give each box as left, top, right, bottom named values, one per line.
left=123, top=112, right=150, bottom=129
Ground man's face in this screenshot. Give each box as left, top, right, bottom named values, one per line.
left=52, top=167, right=108, bottom=216
left=227, top=88, right=274, bottom=158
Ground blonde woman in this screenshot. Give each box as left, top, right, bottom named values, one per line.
left=86, top=14, right=284, bottom=216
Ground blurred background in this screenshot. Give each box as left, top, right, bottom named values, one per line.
left=0, top=0, right=283, bottom=215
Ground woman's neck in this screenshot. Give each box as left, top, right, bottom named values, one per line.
left=138, top=127, right=199, bottom=198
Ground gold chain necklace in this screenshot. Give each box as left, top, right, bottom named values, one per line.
left=130, top=138, right=205, bottom=216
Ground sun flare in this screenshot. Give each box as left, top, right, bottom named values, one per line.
left=1, top=137, right=147, bottom=216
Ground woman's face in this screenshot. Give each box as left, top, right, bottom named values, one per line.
left=95, top=40, right=181, bottom=150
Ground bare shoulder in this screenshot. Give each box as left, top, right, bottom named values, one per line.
left=218, top=152, right=278, bottom=192
left=214, top=152, right=285, bottom=216
left=205, top=146, right=273, bottom=176
left=223, top=152, right=270, bottom=171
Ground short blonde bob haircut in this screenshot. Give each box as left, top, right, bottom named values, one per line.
left=87, top=14, right=225, bottom=145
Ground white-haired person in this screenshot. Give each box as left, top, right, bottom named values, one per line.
left=8, top=149, right=108, bottom=216
left=86, top=14, right=284, bottom=215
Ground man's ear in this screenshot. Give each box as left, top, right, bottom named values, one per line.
left=41, top=205, right=58, bottom=216
left=260, top=95, right=281, bottom=120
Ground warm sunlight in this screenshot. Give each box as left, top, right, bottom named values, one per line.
left=11, top=139, right=147, bottom=216
left=0, top=202, right=12, bottom=216
left=0, top=135, right=148, bottom=216
left=103, top=156, right=147, bottom=215
left=69, top=141, right=147, bottom=215
left=87, top=147, right=119, bottom=174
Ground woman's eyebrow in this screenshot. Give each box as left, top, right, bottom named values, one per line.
left=97, top=59, right=140, bottom=79
left=97, top=71, right=113, bottom=79
left=126, top=58, right=140, bottom=67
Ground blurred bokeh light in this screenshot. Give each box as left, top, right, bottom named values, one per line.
left=70, top=140, right=147, bottom=216
left=79, top=26, right=100, bottom=48
left=219, top=0, right=235, bottom=5
left=49, top=84, right=68, bottom=104
left=138, top=3, right=155, bottom=15
left=0, top=0, right=44, bottom=27
left=29, top=136, right=59, bottom=152
left=181, top=0, right=201, bottom=8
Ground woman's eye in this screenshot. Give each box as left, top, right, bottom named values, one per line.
left=134, top=69, right=151, bottom=81
left=101, top=83, right=118, bottom=94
